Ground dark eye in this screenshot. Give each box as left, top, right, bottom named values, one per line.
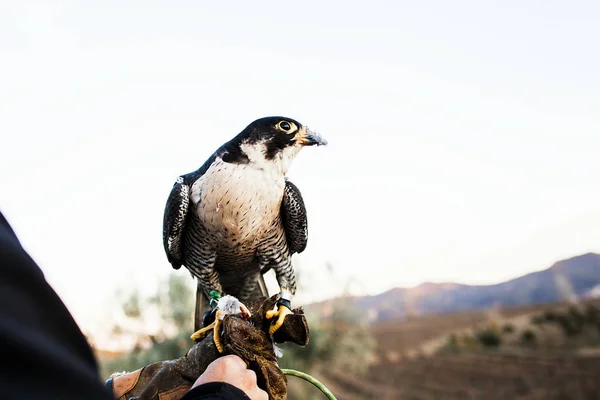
left=278, top=121, right=291, bottom=131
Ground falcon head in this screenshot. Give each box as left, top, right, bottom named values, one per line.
left=222, top=116, right=327, bottom=173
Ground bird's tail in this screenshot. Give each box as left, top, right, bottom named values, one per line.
left=194, top=281, right=210, bottom=332
left=256, top=273, right=269, bottom=298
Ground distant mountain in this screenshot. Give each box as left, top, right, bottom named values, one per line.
left=309, top=253, right=600, bottom=322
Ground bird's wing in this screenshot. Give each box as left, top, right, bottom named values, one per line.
left=280, top=179, right=308, bottom=254
left=162, top=176, right=190, bottom=269
left=163, top=153, right=218, bottom=269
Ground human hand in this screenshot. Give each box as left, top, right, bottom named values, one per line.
left=192, top=355, right=268, bottom=400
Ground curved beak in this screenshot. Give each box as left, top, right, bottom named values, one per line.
left=296, top=127, right=328, bottom=146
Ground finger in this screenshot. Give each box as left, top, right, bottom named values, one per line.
left=244, top=368, right=258, bottom=385
left=248, top=387, right=269, bottom=400
left=243, top=370, right=267, bottom=400
left=216, top=355, right=247, bottom=374
left=193, top=355, right=246, bottom=387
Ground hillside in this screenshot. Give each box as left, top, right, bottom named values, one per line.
left=317, top=298, right=600, bottom=400
left=307, top=253, right=600, bottom=322
left=321, top=352, right=600, bottom=400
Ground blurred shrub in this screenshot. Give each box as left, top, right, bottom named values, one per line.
left=528, top=306, right=596, bottom=337
left=476, top=328, right=501, bottom=348
left=584, top=304, right=600, bottom=333
left=444, top=333, right=459, bottom=352
left=568, top=306, right=585, bottom=326
left=521, top=329, right=537, bottom=345
left=544, top=310, right=557, bottom=322
left=556, top=314, right=583, bottom=337
left=502, top=323, right=515, bottom=334
left=531, top=315, right=545, bottom=325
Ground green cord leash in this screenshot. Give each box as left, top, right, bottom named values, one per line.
left=282, top=369, right=337, bottom=400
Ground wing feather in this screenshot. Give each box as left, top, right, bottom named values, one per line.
left=162, top=153, right=217, bottom=270
left=280, top=179, right=308, bottom=254
left=162, top=177, right=190, bottom=269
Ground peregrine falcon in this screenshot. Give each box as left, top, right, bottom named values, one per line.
left=162, top=116, right=326, bottom=344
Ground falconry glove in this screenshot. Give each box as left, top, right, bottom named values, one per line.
left=105, top=295, right=309, bottom=400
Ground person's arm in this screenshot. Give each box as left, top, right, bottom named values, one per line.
left=182, top=382, right=251, bottom=400
left=0, top=212, right=113, bottom=399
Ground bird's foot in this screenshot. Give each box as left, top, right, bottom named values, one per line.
left=191, top=295, right=251, bottom=353
left=266, top=303, right=293, bottom=335
left=190, top=320, right=214, bottom=341
left=190, top=310, right=225, bottom=353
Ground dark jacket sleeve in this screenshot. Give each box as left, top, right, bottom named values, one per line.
left=0, top=212, right=114, bottom=399
left=181, top=382, right=251, bottom=400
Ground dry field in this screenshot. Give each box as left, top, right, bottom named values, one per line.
left=318, top=352, right=600, bottom=400
left=314, top=300, right=600, bottom=400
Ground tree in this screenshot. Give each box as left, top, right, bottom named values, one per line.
left=100, top=273, right=195, bottom=378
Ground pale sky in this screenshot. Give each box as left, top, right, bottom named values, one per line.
left=2, top=1, right=600, bottom=347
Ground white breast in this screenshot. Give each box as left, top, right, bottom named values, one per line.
left=190, top=157, right=285, bottom=245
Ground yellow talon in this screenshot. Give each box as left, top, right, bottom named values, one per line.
left=190, top=321, right=214, bottom=341
left=190, top=310, right=225, bottom=353
left=266, top=305, right=293, bottom=335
